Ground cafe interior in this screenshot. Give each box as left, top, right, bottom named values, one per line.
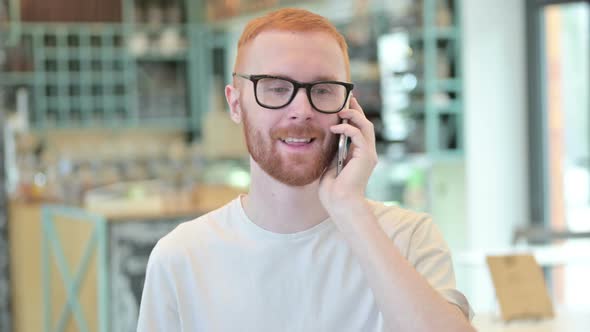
left=1, top=0, right=589, bottom=331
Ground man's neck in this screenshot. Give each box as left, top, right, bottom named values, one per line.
left=242, top=162, right=330, bottom=234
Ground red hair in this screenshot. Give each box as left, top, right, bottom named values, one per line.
left=234, top=8, right=350, bottom=80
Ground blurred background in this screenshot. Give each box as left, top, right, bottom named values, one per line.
left=0, top=0, right=588, bottom=331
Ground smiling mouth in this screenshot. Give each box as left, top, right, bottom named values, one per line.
left=280, top=137, right=315, bottom=144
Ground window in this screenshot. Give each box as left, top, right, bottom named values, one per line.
left=527, top=0, right=590, bottom=308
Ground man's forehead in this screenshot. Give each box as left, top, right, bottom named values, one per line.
left=246, top=30, right=340, bottom=51
left=239, top=30, right=347, bottom=81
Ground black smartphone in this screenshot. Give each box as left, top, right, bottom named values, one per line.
left=336, top=93, right=352, bottom=176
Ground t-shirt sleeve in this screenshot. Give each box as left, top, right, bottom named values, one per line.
left=137, top=241, right=181, bottom=332
left=406, top=216, right=474, bottom=321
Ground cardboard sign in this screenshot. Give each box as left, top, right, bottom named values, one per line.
left=486, top=254, right=554, bottom=321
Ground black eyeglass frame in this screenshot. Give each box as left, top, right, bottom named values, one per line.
left=233, top=73, right=354, bottom=114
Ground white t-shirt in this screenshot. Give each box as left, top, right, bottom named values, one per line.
left=137, top=196, right=472, bottom=332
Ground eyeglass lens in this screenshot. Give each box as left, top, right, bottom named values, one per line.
left=256, top=77, right=347, bottom=112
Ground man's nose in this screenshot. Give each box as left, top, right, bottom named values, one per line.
left=286, top=88, right=315, bottom=120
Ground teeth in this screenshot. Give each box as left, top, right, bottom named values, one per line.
left=283, top=137, right=312, bottom=143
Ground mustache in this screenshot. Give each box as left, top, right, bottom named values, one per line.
left=270, top=125, right=326, bottom=140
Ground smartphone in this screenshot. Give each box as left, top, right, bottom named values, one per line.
left=336, top=120, right=348, bottom=176
left=337, top=93, right=353, bottom=176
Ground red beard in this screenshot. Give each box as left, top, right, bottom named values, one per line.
left=243, top=114, right=338, bottom=186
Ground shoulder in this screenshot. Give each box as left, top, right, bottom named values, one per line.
left=366, top=200, right=443, bottom=255
left=152, top=199, right=237, bottom=260
left=367, top=199, right=433, bottom=234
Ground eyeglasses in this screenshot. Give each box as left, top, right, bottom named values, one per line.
left=233, top=73, right=354, bottom=114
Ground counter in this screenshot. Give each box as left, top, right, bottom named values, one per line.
left=9, top=184, right=244, bottom=332
left=473, top=311, right=590, bottom=332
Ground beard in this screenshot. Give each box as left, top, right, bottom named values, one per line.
left=242, top=110, right=338, bottom=187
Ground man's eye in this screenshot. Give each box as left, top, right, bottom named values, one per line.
left=313, top=87, right=335, bottom=96
left=268, top=87, right=291, bottom=93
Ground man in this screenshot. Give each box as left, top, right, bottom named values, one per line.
left=138, top=8, right=473, bottom=332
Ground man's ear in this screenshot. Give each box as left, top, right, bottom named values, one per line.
left=225, top=84, right=242, bottom=124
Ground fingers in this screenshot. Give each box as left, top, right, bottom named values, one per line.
left=337, top=97, right=375, bottom=146
left=331, top=97, right=378, bottom=167
left=349, top=96, right=364, bottom=113
left=330, top=124, right=370, bottom=156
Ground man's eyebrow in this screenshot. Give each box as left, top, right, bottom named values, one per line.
left=311, top=74, right=340, bottom=81
left=265, top=73, right=342, bottom=82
